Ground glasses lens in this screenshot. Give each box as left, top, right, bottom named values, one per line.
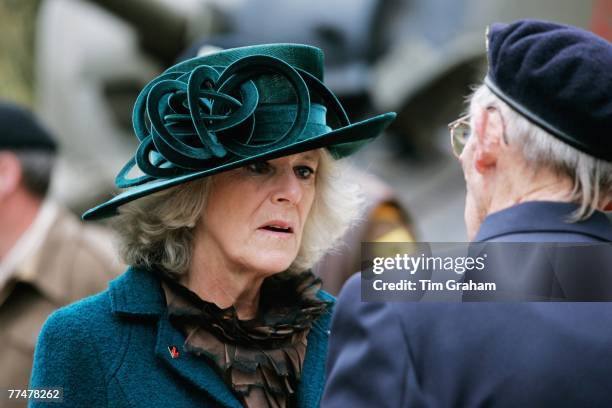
left=451, top=123, right=470, bottom=157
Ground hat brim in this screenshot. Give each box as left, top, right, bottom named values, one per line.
left=82, top=112, right=396, bottom=220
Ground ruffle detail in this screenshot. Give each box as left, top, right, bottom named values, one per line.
left=157, top=269, right=330, bottom=407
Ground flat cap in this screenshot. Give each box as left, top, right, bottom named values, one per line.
left=485, top=19, right=612, bottom=162
left=0, top=100, right=56, bottom=152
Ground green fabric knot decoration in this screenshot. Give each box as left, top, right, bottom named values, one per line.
left=115, top=54, right=350, bottom=188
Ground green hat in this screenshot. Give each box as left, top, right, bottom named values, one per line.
left=83, top=44, right=396, bottom=220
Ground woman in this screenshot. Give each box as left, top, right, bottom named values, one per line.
left=30, top=44, right=395, bottom=407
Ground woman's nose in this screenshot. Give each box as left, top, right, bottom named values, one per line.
left=271, top=171, right=303, bottom=205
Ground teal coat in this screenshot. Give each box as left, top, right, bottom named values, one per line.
left=30, top=267, right=334, bottom=407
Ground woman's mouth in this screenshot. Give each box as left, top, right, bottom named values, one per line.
left=258, top=221, right=294, bottom=236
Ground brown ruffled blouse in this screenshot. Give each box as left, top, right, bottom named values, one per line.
left=156, top=269, right=330, bottom=408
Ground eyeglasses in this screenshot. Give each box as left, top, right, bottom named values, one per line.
left=448, top=106, right=508, bottom=158
left=448, top=114, right=471, bottom=158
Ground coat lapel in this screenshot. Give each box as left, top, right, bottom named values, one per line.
left=155, top=316, right=243, bottom=408
left=110, top=268, right=242, bottom=408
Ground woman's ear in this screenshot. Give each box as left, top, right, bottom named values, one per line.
left=0, top=152, right=22, bottom=200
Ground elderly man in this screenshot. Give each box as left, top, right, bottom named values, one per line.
left=0, top=101, right=123, bottom=407
left=322, top=20, right=612, bottom=407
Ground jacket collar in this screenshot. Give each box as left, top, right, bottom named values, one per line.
left=475, top=201, right=612, bottom=242
left=109, top=266, right=166, bottom=317
left=109, top=266, right=333, bottom=408
left=1, top=202, right=66, bottom=306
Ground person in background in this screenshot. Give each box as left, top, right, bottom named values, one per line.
left=323, top=20, right=612, bottom=407
left=0, top=101, right=123, bottom=408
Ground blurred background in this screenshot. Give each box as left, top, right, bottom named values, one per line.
left=2, top=0, right=610, bottom=241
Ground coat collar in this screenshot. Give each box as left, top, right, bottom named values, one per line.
left=109, top=266, right=333, bottom=407
left=475, top=201, right=612, bottom=242
left=109, top=266, right=166, bottom=317
left=1, top=202, right=67, bottom=306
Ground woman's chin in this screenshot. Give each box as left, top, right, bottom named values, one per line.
left=251, top=234, right=299, bottom=257
left=242, top=252, right=296, bottom=275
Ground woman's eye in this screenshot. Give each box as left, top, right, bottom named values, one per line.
left=246, top=161, right=271, bottom=174
left=295, top=166, right=315, bottom=179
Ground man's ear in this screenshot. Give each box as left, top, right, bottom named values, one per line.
left=0, top=152, right=22, bottom=199
left=473, top=108, right=504, bottom=174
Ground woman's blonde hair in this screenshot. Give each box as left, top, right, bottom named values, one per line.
left=113, top=149, right=364, bottom=274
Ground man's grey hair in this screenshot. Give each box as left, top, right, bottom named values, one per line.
left=113, top=149, right=364, bottom=275
left=14, top=149, right=55, bottom=198
left=470, top=85, right=612, bottom=221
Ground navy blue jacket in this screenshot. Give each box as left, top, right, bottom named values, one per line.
left=322, top=202, right=612, bottom=408
left=30, top=267, right=334, bottom=407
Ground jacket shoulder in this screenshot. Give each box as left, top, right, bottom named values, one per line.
left=31, top=290, right=119, bottom=406
left=42, top=289, right=113, bottom=335
left=33, top=286, right=131, bottom=377
left=35, top=289, right=120, bottom=367
left=39, top=208, right=124, bottom=302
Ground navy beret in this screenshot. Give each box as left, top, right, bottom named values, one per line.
left=0, top=100, right=56, bottom=152
left=485, top=19, right=612, bottom=162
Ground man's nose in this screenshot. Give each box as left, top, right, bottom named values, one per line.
left=459, top=149, right=466, bottom=165
left=458, top=138, right=472, bottom=165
